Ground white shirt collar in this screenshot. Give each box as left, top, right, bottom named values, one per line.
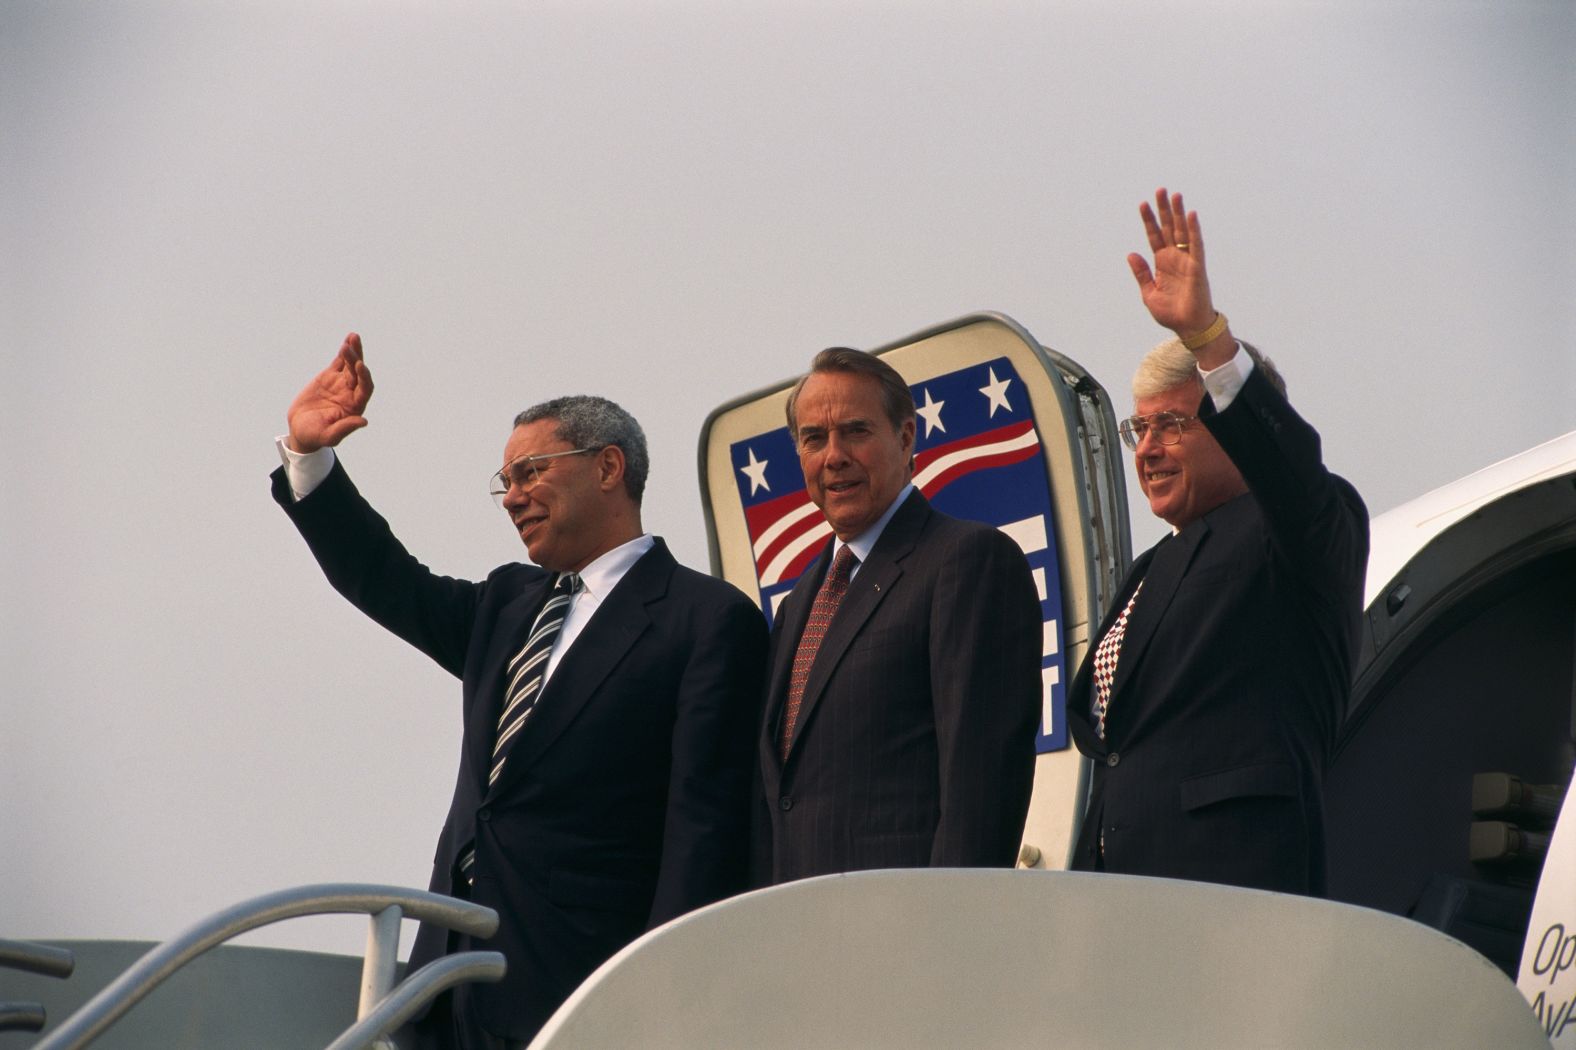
left=572, top=533, right=655, bottom=600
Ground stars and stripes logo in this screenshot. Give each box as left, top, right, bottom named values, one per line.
left=728, top=356, right=1069, bottom=752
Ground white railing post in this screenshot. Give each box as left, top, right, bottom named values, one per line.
left=359, top=904, right=403, bottom=1048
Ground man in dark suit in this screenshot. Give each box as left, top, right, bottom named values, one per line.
left=272, top=333, right=766, bottom=1048
left=756, top=347, right=1042, bottom=886
left=1065, top=188, right=1369, bottom=895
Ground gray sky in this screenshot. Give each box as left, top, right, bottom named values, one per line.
left=4, top=0, right=1572, bottom=957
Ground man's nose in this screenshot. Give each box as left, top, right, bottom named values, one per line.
left=823, top=432, right=851, bottom=466
left=502, top=481, right=532, bottom=510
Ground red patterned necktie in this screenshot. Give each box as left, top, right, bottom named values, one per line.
left=1091, top=579, right=1143, bottom=740
left=780, top=545, right=857, bottom=759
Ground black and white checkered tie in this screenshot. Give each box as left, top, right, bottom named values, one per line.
left=1091, top=579, right=1143, bottom=740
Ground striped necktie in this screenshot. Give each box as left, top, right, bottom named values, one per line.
left=780, top=545, right=857, bottom=760
left=491, top=571, right=582, bottom=787
left=1091, top=579, right=1143, bottom=740
left=458, top=571, right=581, bottom=885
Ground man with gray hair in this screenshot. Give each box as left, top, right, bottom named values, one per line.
left=272, top=333, right=766, bottom=1047
left=1064, top=189, right=1368, bottom=895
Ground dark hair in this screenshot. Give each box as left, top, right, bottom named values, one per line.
left=514, top=395, right=649, bottom=503
left=784, top=347, right=917, bottom=435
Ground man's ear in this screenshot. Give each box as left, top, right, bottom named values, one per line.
left=596, top=445, right=627, bottom=492
left=899, top=417, right=916, bottom=455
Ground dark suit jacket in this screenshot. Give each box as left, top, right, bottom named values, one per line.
left=272, top=461, right=766, bottom=1041
left=756, top=489, right=1042, bottom=886
left=1066, top=363, right=1368, bottom=895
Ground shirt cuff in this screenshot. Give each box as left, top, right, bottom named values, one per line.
left=1198, top=342, right=1254, bottom=412
left=275, top=436, right=336, bottom=501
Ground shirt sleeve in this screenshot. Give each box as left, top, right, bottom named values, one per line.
left=274, top=436, right=337, bottom=501
left=1198, top=342, right=1255, bottom=412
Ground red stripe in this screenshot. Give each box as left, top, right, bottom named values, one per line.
left=919, top=443, right=1039, bottom=498
left=744, top=490, right=817, bottom=574
left=912, top=419, right=1035, bottom=474
left=750, top=513, right=819, bottom=577
left=743, top=487, right=810, bottom=533
left=774, top=540, right=828, bottom=584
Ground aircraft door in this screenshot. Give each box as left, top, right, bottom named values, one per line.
left=697, top=312, right=1129, bottom=868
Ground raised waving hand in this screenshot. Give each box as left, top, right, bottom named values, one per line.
left=1127, top=187, right=1234, bottom=367
left=286, top=332, right=374, bottom=453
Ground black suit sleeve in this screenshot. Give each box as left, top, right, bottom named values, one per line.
left=1201, top=362, right=1369, bottom=618
left=648, top=592, right=768, bottom=926
left=926, top=526, right=1042, bottom=867
left=271, top=460, right=484, bottom=677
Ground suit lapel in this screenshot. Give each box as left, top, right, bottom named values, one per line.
left=765, top=547, right=825, bottom=720
left=761, top=546, right=828, bottom=784
left=484, top=541, right=672, bottom=799
left=470, top=574, right=553, bottom=794
left=1105, top=519, right=1209, bottom=724
left=782, top=491, right=928, bottom=764
left=1065, top=548, right=1156, bottom=756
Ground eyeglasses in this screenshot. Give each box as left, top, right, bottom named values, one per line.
left=489, top=447, right=597, bottom=506
left=1117, top=411, right=1198, bottom=451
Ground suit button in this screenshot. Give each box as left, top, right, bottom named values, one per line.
left=1106, top=752, right=1120, bottom=767
left=779, top=796, right=793, bottom=811
left=477, top=808, right=492, bottom=821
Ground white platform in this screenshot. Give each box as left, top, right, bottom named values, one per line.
left=531, top=868, right=1550, bottom=1049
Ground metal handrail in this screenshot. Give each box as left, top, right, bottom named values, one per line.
left=0, top=939, right=76, bottom=980
left=0, top=1002, right=49, bottom=1034
left=33, top=883, right=498, bottom=1050
left=324, top=951, right=507, bottom=1050
left=0, top=938, right=76, bottom=1033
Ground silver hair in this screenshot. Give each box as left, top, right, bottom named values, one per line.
left=1131, top=337, right=1287, bottom=401
left=1131, top=338, right=1202, bottom=401
left=514, top=396, right=650, bottom=504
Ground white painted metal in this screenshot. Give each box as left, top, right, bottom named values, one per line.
left=1364, top=429, right=1576, bottom=606
left=358, top=905, right=403, bottom=1050
left=530, top=868, right=1550, bottom=1049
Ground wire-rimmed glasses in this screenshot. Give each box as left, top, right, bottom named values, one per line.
left=1117, top=412, right=1198, bottom=451
left=489, top=447, right=597, bottom=506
